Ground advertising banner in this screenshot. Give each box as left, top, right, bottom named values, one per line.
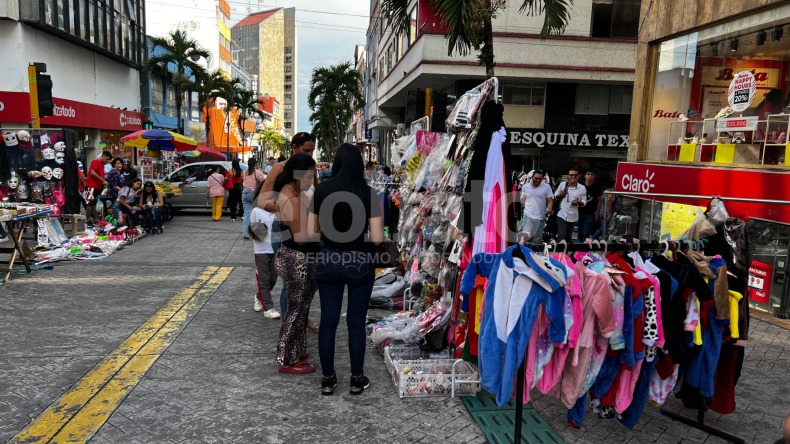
left=747, top=261, right=773, bottom=304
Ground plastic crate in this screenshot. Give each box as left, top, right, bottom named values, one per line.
left=384, top=344, right=425, bottom=376
left=391, top=358, right=480, bottom=398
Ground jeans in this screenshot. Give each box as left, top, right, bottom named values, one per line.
left=255, top=253, right=278, bottom=309
left=241, top=188, right=254, bottom=237
left=521, top=215, right=546, bottom=242
left=577, top=213, right=596, bottom=242
left=145, top=207, right=163, bottom=230
left=316, top=249, right=375, bottom=377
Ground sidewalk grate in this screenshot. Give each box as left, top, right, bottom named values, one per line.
left=462, top=393, right=565, bottom=444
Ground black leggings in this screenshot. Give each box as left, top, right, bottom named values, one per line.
left=227, top=186, right=242, bottom=219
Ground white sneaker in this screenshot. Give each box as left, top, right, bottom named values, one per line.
left=253, top=297, right=263, bottom=312
left=263, top=309, right=281, bottom=319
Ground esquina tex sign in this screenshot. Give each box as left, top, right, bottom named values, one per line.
left=508, top=128, right=629, bottom=149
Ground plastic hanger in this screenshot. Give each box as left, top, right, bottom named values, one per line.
left=557, top=239, right=568, bottom=254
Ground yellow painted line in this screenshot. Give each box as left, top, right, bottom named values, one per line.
left=11, top=266, right=232, bottom=444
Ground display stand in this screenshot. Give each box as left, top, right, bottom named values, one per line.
left=0, top=208, right=53, bottom=282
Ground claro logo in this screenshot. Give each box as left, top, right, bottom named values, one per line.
left=53, top=105, right=76, bottom=118
left=621, top=169, right=656, bottom=193
left=120, top=113, right=142, bottom=128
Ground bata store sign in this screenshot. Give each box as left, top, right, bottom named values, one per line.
left=40, top=97, right=144, bottom=131
left=615, top=162, right=790, bottom=224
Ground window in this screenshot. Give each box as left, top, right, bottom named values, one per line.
left=285, top=122, right=292, bottom=129
left=402, top=29, right=409, bottom=54
left=285, top=75, right=292, bottom=83
left=409, top=7, right=417, bottom=45
left=284, top=112, right=291, bottom=120
left=389, top=39, right=397, bottom=67
left=167, top=82, right=177, bottom=117
left=284, top=104, right=292, bottom=110
left=575, top=84, right=609, bottom=115
left=284, top=85, right=292, bottom=92
left=397, top=33, right=403, bottom=60
left=285, top=46, right=292, bottom=54
left=503, top=83, right=545, bottom=106
left=608, top=85, right=632, bottom=114
left=274, top=104, right=280, bottom=114
left=285, top=55, right=292, bottom=64
left=285, top=66, right=292, bottom=73
left=152, top=76, right=164, bottom=115
left=591, top=0, right=639, bottom=39
left=284, top=94, right=292, bottom=101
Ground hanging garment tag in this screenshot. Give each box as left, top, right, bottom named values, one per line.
left=448, top=239, right=463, bottom=265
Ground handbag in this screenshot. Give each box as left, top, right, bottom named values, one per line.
left=372, top=239, right=401, bottom=268
left=223, top=173, right=234, bottom=191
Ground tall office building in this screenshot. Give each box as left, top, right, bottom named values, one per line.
left=233, top=7, right=297, bottom=137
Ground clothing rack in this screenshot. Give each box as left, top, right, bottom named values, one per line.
left=504, top=239, right=741, bottom=444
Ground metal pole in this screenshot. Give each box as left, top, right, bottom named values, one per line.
left=649, top=198, right=655, bottom=241
left=602, top=190, right=608, bottom=240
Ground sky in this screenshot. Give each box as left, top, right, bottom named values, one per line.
left=227, top=0, right=370, bottom=134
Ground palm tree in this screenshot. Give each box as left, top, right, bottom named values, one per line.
left=235, top=89, right=267, bottom=152
left=380, top=0, right=572, bottom=77
left=190, top=68, right=227, bottom=142
left=308, top=62, right=364, bottom=161
left=144, top=29, right=211, bottom=134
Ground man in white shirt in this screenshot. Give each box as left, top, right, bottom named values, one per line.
left=520, top=170, right=554, bottom=242
left=264, top=157, right=275, bottom=174
left=554, top=168, right=587, bottom=243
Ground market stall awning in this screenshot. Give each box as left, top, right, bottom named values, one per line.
left=183, top=146, right=227, bottom=160
left=120, top=129, right=198, bottom=151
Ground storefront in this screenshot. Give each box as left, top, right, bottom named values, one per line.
left=508, top=127, right=628, bottom=182
left=627, top=0, right=790, bottom=318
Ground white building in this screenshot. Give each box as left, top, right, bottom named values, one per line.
left=0, top=0, right=146, bottom=162
left=367, top=0, right=638, bottom=178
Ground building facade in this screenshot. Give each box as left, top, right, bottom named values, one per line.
left=366, top=0, right=638, bottom=180
left=233, top=7, right=297, bottom=138
left=0, top=0, right=145, bottom=163
left=623, top=0, right=790, bottom=319
left=347, top=44, right=369, bottom=157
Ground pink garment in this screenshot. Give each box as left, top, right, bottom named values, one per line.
left=555, top=263, right=617, bottom=408
left=685, top=293, right=700, bottom=331
left=522, top=309, right=542, bottom=403
left=649, top=364, right=679, bottom=405
left=609, top=275, right=626, bottom=351
left=615, top=359, right=644, bottom=413
left=553, top=253, right=583, bottom=347
left=206, top=172, right=226, bottom=197
left=483, top=182, right=506, bottom=254
left=243, top=169, right=265, bottom=190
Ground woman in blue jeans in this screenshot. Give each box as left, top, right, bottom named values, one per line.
left=308, top=144, right=384, bottom=396
left=241, top=158, right=265, bottom=239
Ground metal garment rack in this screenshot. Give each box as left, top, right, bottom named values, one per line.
left=509, top=239, right=743, bottom=444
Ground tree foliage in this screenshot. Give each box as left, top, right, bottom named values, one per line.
left=307, top=62, right=364, bottom=162
left=144, top=29, right=211, bottom=134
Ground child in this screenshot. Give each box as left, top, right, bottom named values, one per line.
left=249, top=181, right=281, bottom=319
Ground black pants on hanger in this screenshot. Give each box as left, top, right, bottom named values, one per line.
left=556, top=217, right=575, bottom=243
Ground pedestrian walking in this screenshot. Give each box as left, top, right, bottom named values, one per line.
left=577, top=169, right=602, bottom=242
left=242, top=158, right=265, bottom=240
left=258, top=132, right=318, bottom=330
left=553, top=168, right=587, bottom=243
left=206, top=166, right=226, bottom=221
left=84, top=151, right=112, bottom=227
left=309, top=144, right=384, bottom=395
left=225, top=159, right=243, bottom=221
left=249, top=180, right=281, bottom=319
left=273, top=153, right=320, bottom=374
left=519, top=169, right=554, bottom=242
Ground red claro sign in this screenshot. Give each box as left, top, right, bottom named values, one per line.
left=748, top=261, right=773, bottom=304
left=615, top=162, right=790, bottom=224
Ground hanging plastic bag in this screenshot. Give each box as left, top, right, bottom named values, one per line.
left=708, top=197, right=729, bottom=227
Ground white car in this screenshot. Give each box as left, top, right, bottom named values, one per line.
left=163, top=161, right=247, bottom=209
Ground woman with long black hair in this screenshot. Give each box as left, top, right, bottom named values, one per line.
left=225, top=159, right=243, bottom=221
left=308, top=144, right=384, bottom=395
left=273, top=153, right=319, bottom=374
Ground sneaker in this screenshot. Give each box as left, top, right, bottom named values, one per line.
left=322, top=374, right=337, bottom=396
left=231, top=218, right=237, bottom=221
left=349, top=374, right=370, bottom=395
left=253, top=297, right=263, bottom=312
left=263, top=309, right=281, bottom=319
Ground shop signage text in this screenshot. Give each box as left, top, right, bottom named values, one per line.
left=615, top=162, right=790, bottom=225
left=716, top=68, right=769, bottom=82
left=40, top=97, right=144, bottom=131
left=748, top=261, right=773, bottom=304
left=509, top=128, right=628, bottom=149
left=728, top=71, right=757, bottom=113
left=652, top=110, right=683, bottom=119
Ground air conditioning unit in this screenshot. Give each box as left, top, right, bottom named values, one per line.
left=395, top=123, right=406, bottom=137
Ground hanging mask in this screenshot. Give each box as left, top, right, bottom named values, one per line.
left=52, top=168, right=64, bottom=180
left=54, top=141, right=65, bottom=152
left=17, top=181, right=29, bottom=200
left=7, top=174, right=19, bottom=190
left=42, top=146, right=56, bottom=160
left=17, top=130, right=31, bottom=143
left=55, top=152, right=65, bottom=164
left=2, top=130, right=19, bottom=147
left=41, top=166, right=53, bottom=180
left=31, top=183, right=43, bottom=201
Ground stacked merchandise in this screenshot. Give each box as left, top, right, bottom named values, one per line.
left=373, top=78, right=514, bottom=396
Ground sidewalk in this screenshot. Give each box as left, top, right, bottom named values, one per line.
left=0, top=213, right=788, bottom=443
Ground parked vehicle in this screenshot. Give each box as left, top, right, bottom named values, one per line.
left=163, top=161, right=247, bottom=210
